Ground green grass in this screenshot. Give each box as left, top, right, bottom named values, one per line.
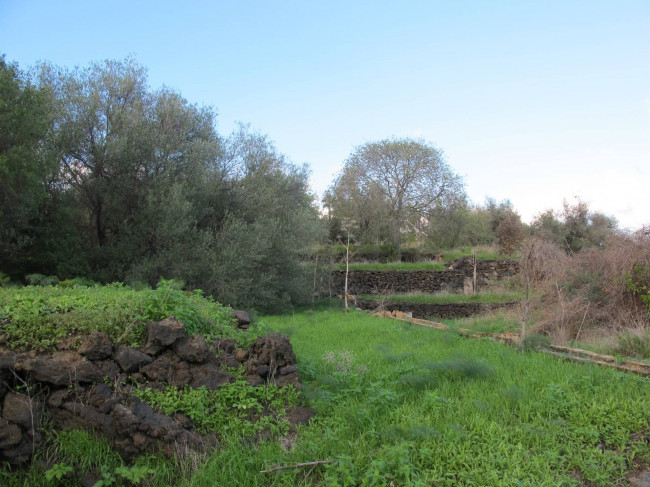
left=338, top=261, right=447, bottom=271
left=0, top=280, right=244, bottom=350
left=438, top=308, right=523, bottom=334
left=5, top=300, right=650, bottom=486
left=337, top=245, right=516, bottom=271
left=251, top=307, right=650, bottom=486
left=439, top=245, right=517, bottom=261
left=360, top=290, right=524, bottom=304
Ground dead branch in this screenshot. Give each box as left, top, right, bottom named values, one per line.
left=260, top=460, right=333, bottom=474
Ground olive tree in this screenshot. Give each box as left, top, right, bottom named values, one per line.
left=326, top=138, right=464, bottom=256
left=0, top=57, right=59, bottom=276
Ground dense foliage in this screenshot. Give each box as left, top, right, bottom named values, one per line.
left=0, top=56, right=321, bottom=312
left=324, top=138, right=465, bottom=254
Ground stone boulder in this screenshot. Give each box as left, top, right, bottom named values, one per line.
left=0, top=317, right=309, bottom=466
left=245, top=334, right=298, bottom=386
left=78, top=331, right=113, bottom=360
left=173, top=335, right=210, bottom=363
left=140, top=350, right=191, bottom=386
left=16, top=351, right=104, bottom=386
left=231, top=309, right=251, bottom=329
left=3, top=393, right=40, bottom=429
left=113, top=346, right=153, bottom=373
left=142, top=317, right=187, bottom=355
left=190, top=363, right=235, bottom=390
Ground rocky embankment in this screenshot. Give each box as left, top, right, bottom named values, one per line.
left=334, top=259, right=520, bottom=295
left=0, top=315, right=311, bottom=465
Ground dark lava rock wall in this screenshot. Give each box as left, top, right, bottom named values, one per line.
left=0, top=318, right=303, bottom=465
left=334, top=259, right=520, bottom=295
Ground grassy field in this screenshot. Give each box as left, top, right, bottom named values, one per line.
left=4, top=299, right=650, bottom=486
left=439, top=308, right=524, bottom=335
left=359, top=290, right=524, bottom=304
left=338, top=261, right=447, bottom=271
left=335, top=245, right=516, bottom=271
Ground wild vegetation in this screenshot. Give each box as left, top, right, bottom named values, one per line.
left=360, top=290, right=524, bottom=305
left=3, top=302, right=650, bottom=486
left=0, top=278, right=246, bottom=350
left=3, top=51, right=650, bottom=485
left=0, top=56, right=321, bottom=313
left=523, top=228, right=650, bottom=357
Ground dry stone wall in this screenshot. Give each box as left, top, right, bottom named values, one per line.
left=334, top=259, right=519, bottom=295
left=334, top=270, right=466, bottom=295
left=0, top=317, right=309, bottom=465
left=448, top=258, right=520, bottom=289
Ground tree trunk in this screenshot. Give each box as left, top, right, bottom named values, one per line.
left=344, top=232, right=350, bottom=312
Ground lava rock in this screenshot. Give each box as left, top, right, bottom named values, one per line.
left=142, top=317, right=187, bottom=355
left=114, top=346, right=153, bottom=373
left=78, top=331, right=113, bottom=360
left=173, top=335, right=209, bottom=363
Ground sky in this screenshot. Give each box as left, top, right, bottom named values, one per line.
left=1, top=0, right=649, bottom=229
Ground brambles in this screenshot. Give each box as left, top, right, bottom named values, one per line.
left=532, top=228, right=650, bottom=344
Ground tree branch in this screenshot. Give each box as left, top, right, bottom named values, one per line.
left=260, top=460, right=332, bottom=474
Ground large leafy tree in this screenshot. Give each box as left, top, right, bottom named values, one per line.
left=37, top=58, right=224, bottom=280
left=326, top=138, right=465, bottom=255
left=209, top=125, right=322, bottom=311
left=0, top=56, right=59, bottom=276
left=3, top=56, right=322, bottom=311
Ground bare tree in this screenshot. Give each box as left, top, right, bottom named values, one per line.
left=337, top=220, right=357, bottom=312
left=519, top=237, right=566, bottom=338
left=327, top=138, right=465, bottom=258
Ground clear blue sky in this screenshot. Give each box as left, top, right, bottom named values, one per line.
left=2, top=0, right=649, bottom=229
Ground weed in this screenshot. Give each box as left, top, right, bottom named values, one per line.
left=6, top=306, right=650, bottom=486
left=25, top=273, right=59, bottom=286
left=361, top=290, right=523, bottom=304
left=617, top=330, right=650, bottom=359
left=0, top=281, right=242, bottom=350
left=133, top=381, right=300, bottom=437
left=426, top=355, right=495, bottom=380
left=44, top=463, right=74, bottom=483
left=521, top=333, right=552, bottom=352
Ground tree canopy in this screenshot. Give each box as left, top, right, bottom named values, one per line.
left=0, top=56, right=322, bottom=312
left=325, top=138, right=465, bottom=253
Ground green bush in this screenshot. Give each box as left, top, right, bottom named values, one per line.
left=617, top=330, right=650, bottom=359
left=25, top=273, right=59, bottom=286
left=521, top=333, right=552, bottom=352
left=625, top=264, right=650, bottom=313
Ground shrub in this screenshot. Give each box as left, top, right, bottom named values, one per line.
left=520, top=333, right=551, bottom=352
left=617, top=329, right=650, bottom=359
left=532, top=228, right=650, bottom=343
left=625, top=264, right=650, bottom=313
left=25, top=273, right=59, bottom=286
